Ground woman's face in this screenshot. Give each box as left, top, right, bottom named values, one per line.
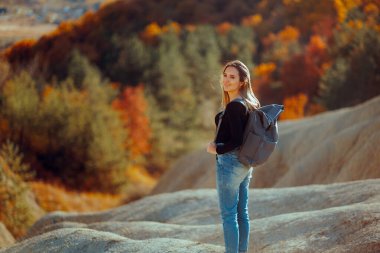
left=222, top=66, right=242, bottom=93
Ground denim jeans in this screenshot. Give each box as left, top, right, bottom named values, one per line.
left=216, top=150, right=253, bottom=253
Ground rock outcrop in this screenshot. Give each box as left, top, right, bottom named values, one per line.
left=1, top=179, right=379, bottom=252
left=152, top=95, right=380, bottom=194
left=0, top=223, right=15, bottom=249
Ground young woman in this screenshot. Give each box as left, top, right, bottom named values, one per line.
left=207, top=60, right=260, bottom=253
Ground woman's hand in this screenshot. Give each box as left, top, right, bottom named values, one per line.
left=207, top=142, right=217, bottom=154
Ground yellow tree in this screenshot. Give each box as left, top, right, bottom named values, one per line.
left=334, top=0, right=362, bottom=23
left=280, top=93, right=308, bottom=120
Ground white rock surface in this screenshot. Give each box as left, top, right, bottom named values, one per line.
left=1, top=179, right=379, bottom=252
left=1, top=228, right=224, bottom=253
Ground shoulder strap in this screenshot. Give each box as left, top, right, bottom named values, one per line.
left=214, top=98, right=246, bottom=141
left=231, top=97, right=249, bottom=114
left=214, top=111, right=224, bottom=142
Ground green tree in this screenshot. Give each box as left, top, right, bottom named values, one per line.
left=182, top=25, right=222, bottom=133
left=0, top=143, right=42, bottom=238
left=65, top=53, right=129, bottom=193
left=107, top=34, right=152, bottom=84
left=318, top=24, right=380, bottom=109
left=2, top=54, right=130, bottom=193
left=183, top=25, right=221, bottom=101
left=146, top=28, right=198, bottom=165
left=218, top=25, right=256, bottom=68
left=2, top=71, right=40, bottom=147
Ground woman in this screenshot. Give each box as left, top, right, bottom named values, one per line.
left=207, top=60, right=260, bottom=253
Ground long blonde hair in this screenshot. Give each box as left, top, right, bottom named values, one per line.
left=219, top=60, right=260, bottom=110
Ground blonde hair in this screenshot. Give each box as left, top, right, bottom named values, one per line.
left=219, top=60, right=260, bottom=110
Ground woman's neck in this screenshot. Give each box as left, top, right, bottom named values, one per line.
left=228, top=92, right=242, bottom=101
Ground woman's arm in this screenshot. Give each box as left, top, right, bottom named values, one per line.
left=206, top=142, right=217, bottom=154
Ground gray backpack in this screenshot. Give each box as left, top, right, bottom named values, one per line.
left=216, top=98, right=284, bottom=168
left=236, top=98, right=284, bottom=168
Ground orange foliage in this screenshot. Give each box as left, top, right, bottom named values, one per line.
left=307, top=35, right=326, bottom=52
left=162, top=21, right=181, bottom=34
left=43, top=20, right=76, bottom=40
left=217, top=22, right=233, bottom=35
left=312, top=16, right=336, bottom=40
left=141, top=22, right=162, bottom=41
left=281, top=54, right=320, bottom=96
left=110, top=82, right=120, bottom=90
left=321, top=62, right=332, bottom=72
left=241, top=14, right=263, bottom=27
left=184, top=24, right=197, bottom=32
left=112, top=84, right=152, bottom=160
left=0, top=118, right=10, bottom=141
left=281, top=34, right=329, bottom=98
left=364, top=3, right=379, bottom=14
left=278, top=26, right=300, bottom=43
left=306, top=35, right=329, bottom=68
left=42, top=85, right=54, bottom=99
left=334, top=0, right=362, bottom=23
left=347, top=19, right=364, bottom=29
left=261, top=26, right=300, bottom=52
left=254, top=62, right=276, bottom=77
left=77, top=11, right=98, bottom=27
left=3, top=39, right=36, bottom=61
left=283, top=0, right=302, bottom=5
left=123, top=165, right=158, bottom=201
left=280, top=93, right=308, bottom=120
left=261, top=33, right=277, bottom=49
left=29, top=181, right=123, bottom=212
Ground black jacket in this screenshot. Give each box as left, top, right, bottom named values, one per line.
left=214, top=101, right=248, bottom=154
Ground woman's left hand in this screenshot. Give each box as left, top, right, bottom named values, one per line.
left=207, top=142, right=217, bottom=154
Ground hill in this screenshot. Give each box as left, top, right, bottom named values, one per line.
left=151, top=95, right=380, bottom=194
left=0, top=0, right=107, bottom=49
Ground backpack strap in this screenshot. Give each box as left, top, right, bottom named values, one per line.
left=214, top=97, right=247, bottom=142
left=214, top=111, right=224, bottom=142
left=231, top=97, right=249, bottom=115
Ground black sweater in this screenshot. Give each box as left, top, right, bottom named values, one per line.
left=214, top=101, right=248, bottom=154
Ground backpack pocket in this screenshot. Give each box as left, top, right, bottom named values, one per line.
left=238, top=131, right=277, bottom=167
left=238, top=131, right=261, bottom=167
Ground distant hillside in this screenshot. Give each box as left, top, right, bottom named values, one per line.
left=0, top=0, right=107, bottom=49
left=1, top=0, right=337, bottom=80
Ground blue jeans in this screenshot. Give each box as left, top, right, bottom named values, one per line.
left=216, top=150, right=253, bottom=253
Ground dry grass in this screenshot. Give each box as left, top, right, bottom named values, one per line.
left=122, top=165, right=158, bottom=203
left=28, top=165, right=157, bottom=212
left=29, top=181, right=123, bottom=212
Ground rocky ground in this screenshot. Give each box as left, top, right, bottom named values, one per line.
left=1, top=179, right=379, bottom=252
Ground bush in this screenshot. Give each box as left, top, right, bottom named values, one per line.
left=0, top=142, right=42, bottom=239
left=1, top=55, right=130, bottom=193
